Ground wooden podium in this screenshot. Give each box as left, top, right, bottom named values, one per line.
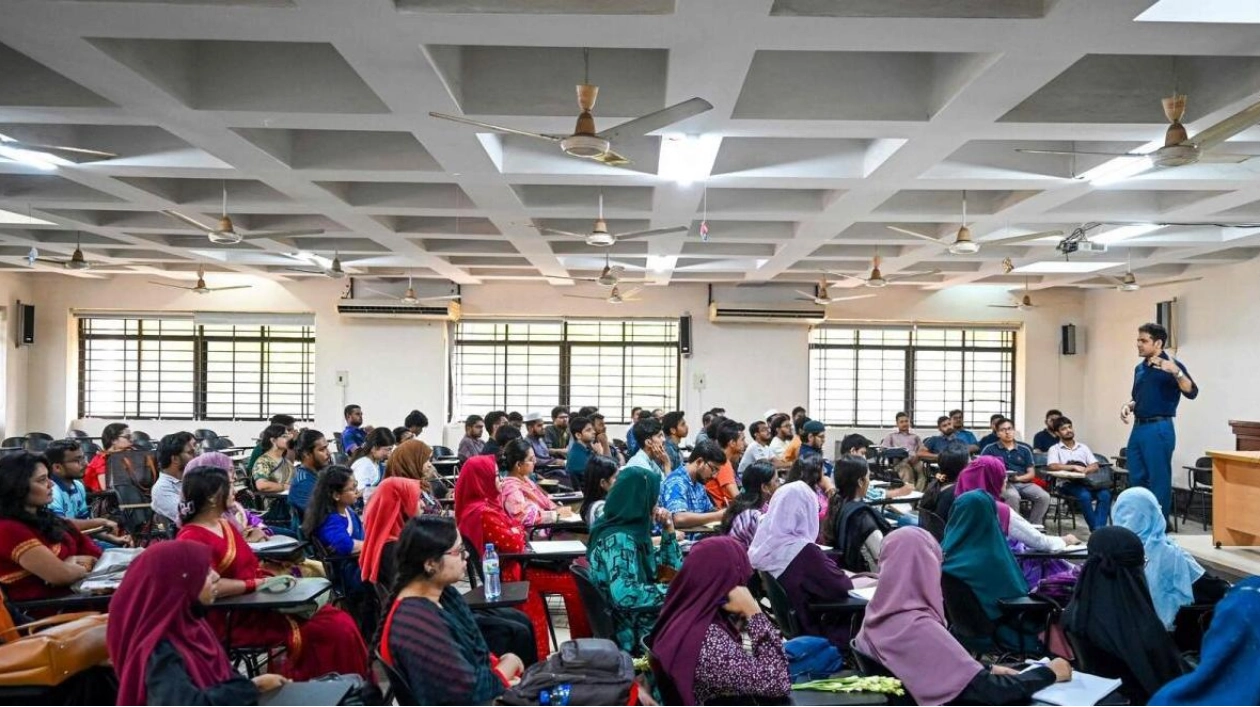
left=1208, top=449, right=1260, bottom=547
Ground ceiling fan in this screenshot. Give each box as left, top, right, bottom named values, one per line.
left=573, top=251, right=635, bottom=287
left=887, top=192, right=1063, bottom=254
left=539, top=193, right=689, bottom=247
left=826, top=255, right=940, bottom=289
left=36, top=233, right=95, bottom=270
left=286, top=251, right=349, bottom=278
left=794, top=276, right=878, bottom=305
left=150, top=265, right=251, bottom=294
left=361, top=276, right=461, bottom=305
left=990, top=279, right=1038, bottom=311
left=564, top=284, right=642, bottom=304
left=1015, top=93, right=1260, bottom=171
left=162, top=183, right=324, bottom=245
left=1084, top=252, right=1202, bottom=292
left=0, top=133, right=117, bottom=165
left=430, top=49, right=712, bottom=168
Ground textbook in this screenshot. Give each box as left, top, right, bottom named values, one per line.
left=1023, top=660, right=1122, bottom=706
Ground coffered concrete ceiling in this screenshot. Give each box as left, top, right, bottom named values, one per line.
left=1, top=0, right=1259, bottom=294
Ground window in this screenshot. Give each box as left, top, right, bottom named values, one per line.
left=78, top=317, right=315, bottom=420
left=452, top=319, right=679, bottom=424
left=808, top=326, right=1015, bottom=428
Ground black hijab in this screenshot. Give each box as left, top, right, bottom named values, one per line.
left=1063, top=526, right=1186, bottom=701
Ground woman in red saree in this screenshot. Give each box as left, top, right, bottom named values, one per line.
left=176, top=466, right=369, bottom=681
left=454, top=455, right=591, bottom=659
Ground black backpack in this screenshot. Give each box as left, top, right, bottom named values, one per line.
left=500, top=638, right=634, bottom=706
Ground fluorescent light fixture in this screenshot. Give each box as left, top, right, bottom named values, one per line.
left=0, top=140, right=58, bottom=171
left=1137, top=0, right=1260, bottom=23
left=646, top=255, right=677, bottom=273
left=0, top=208, right=54, bottom=226
left=657, top=134, right=721, bottom=186
left=1091, top=224, right=1164, bottom=245
left=1081, top=155, right=1152, bottom=186
left=1012, top=260, right=1122, bottom=274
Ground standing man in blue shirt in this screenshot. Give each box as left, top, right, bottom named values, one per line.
left=1122, top=322, right=1198, bottom=520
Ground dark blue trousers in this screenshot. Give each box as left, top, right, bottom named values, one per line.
left=1127, top=418, right=1175, bottom=518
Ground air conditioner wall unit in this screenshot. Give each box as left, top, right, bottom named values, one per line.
left=708, top=302, right=824, bottom=324
left=336, top=300, right=460, bottom=321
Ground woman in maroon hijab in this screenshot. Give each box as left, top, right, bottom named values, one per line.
left=106, top=540, right=287, bottom=705
left=647, top=536, right=790, bottom=705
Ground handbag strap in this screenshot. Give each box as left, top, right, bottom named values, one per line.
left=0, top=611, right=100, bottom=643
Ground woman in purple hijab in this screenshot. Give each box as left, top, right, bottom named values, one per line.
left=856, top=527, right=1071, bottom=705
left=647, top=537, right=790, bottom=705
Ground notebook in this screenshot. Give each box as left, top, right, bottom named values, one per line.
left=528, top=540, right=587, bottom=555
left=1023, top=660, right=1122, bottom=706
left=249, top=535, right=302, bottom=552
left=849, top=585, right=878, bottom=601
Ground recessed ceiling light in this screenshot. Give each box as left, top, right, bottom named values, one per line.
left=1011, top=260, right=1122, bottom=274
left=0, top=209, right=55, bottom=226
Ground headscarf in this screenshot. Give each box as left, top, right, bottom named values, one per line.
left=387, top=440, right=433, bottom=484
left=187, top=451, right=233, bottom=473
left=454, top=455, right=502, bottom=553
left=1062, top=526, right=1186, bottom=701
left=1112, top=486, right=1204, bottom=629
left=586, top=466, right=660, bottom=578
left=647, top=537, right=754, bottom=705
left=1149, top=576, right=1260, bottom=706
left=940, top=491, right=1028, bottom=620
left=360, top=477, right=421, bottom=583
left=748, top=481, right=819, bottom=578
left=856, top=527, right=982, bottom=706
left=107, top=541, right=233, bottom=705
left=953, top=456, right=1012, bottom=533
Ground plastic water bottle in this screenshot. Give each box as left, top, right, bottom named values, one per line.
left=483, top=543, right=501, bottom=600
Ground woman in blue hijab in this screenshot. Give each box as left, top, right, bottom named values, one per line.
left=1149, top=576, right=1260, bottom=706
left=1112, top=487, right=1207, bottom=629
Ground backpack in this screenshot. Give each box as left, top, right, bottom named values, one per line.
left=500, top=638, right=635, bottom=706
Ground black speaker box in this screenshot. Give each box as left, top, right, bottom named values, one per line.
left=1060, top=323, right=1076, bottom=356
left=679, top=314, right=692, bottom=357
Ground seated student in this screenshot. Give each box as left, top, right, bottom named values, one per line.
left=498, top=438, right=574, bottom=530
left=457, top=414, right=486, bottom=463
left=302, top=466, right=365, bottom=596
left=949, top=409, right=981, bottom=453
left=981, top=417, right=1051, bottom=525
left=190, top=452, right=270, bottom=542
left=625, top=417, right=672, bottom=477
left=0, top=452, right=101, bottom=603
left=659, top=441, right=727, bottom=531
left=246, top=414, right=296, bottom=473
left=543, top=406, right=571, bottom=460
left=45, top=440, right=132, bottom=547
left=350, top=427, right=395, bottom=505
left=82, top=422, right=132, bottom=493
left=976, top=413, right=1005, bottom=453
left=385, top=439, right=444, bottom=515
left=108, top=540, right=288, bottom=705
left=749, top=480, right=855, bottom=650
left=823, top=455, right=892, bottom=573
left=840, top=434, right=915, bottom=527
left=403, top=409, right=429, bottom=442
left=919, top=442, right=970, bottom=521
left=796, top=420, right=832, bottom=476
left=662, top=411, right=688, bottom=474
left=855, top=527, right=1070, bottom=706
left=720, top=461, right=778, bottom=548
left=151, top=432, right=196, bottom=524
left=647, top=536, right=791, bottom=706
left=1149, top=576, right=1260, bottom=706
left=917, top=415, right=958, bottom=465
left=579, top=454, right=620, bottom=526
left=955, top=456, right=1079, bottom=556
left=341, top=403, right=369, bottom=456
left=784, top=455, right=836, bottom=525
left=1032, top=409, right=1063, bottom=454
left=176, top=466, right=369, bottom=681
left=705, top=419, right=745, bottom=508
left=252, top=423, right=295, bottom=494
left=565, top=415, right=596, bottom=488
left=1063, top=526, right=1188, bottom=704
left=393, top=426, right=414, bottom=444
left=1044, top=417, right=1111, bottom=531
left=586, top=466, right=682, bottom=653
left=941, top=491, right=1034, bottom=651
left=1113, top=487, right=1226, bottom=630
left=288, top=429, right=330, bottom=517
left=360, top=477, right=421, bottom=586
left=878, top=412, right=925, bottom=490
left=380, top=516, right=525, bottom=705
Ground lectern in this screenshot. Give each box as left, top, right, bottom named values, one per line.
left=1208, top=448, right=1260, bottom=547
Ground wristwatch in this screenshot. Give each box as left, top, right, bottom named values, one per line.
left=1174, top=369, right=1184, bottom=379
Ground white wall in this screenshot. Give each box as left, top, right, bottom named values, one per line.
left=7, top=273, right=1090, bottom=448
left=1080, top=257, right=1260, bottom=485
left=0, top=271, right=35, bottom=439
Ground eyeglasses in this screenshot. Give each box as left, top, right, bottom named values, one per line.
left=445, top=546, right=469, bottom=559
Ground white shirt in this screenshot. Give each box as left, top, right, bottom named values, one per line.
left=1047, top=440, right=1096, bottom=468
left=768, top=436, right=788, bottom=456
left=150, top=473, right=182, bottom=523
left=738, top=441, right=774, bottom=475
left=1008, top=512, right=1067, bottom=552
left=352, top=456, right=383, bottom=503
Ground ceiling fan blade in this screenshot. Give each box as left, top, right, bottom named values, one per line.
left=204, top=285, right=252, bottom=292
left=825, top=271, right=868, bottom=284
left=1105, top=274, right=1129, bottom=286
left=563, top=294, right=610, bottom=300
left=5, top=141, right=118, bottom=160
left=1100, top=220, right=1260, bottom=228
left=793, top=289, right=818, bottom=299
left=428, top=112, right=566, bottom=142
left=825, top=294, right=878, bottom=303
left=589, top=150, right=633, bottom=167
left=161, top=210, right=216, bottom=232
left=986, top=230, right=1063, bottom=245
left=614, top=226, right=689, bottom=241
left=149, top=281, right=193, bottom=291
left=361, top=285, right=397, bottom=299
left=793, top=296, right=817, bottom=303
left=1142, top=276, right=1202, bottom=288
left=283, top=267, right=325, bottom=275
left=540, top=228, right=588, bottom=238
left=245, top=228, right=325, bottom=239
left=36, top=257, right=67, bottom=265
left=1196, top=152, right=1255, bottom=164
left=597, top=98, right=714, bottom=142
left=1189, top=98, right=1260, bottom=151
left=619, top=287, right=643, bottom=300
left=884, top=269, right=942, bottom=283
left=886, top=225, right=946, bottom=244
left=988, top=303, right=1021, bottom=309
left=415, top=294, right=461, bottom=301
left=1014, top=148, right=1138, bottom=157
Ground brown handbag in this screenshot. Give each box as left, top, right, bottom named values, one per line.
left=0, top=606, right=110, bottom=687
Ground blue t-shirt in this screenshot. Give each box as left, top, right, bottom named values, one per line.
left=50, top=477, right=90, bottom=521
left=953, top=428, right=978, bottom=447
left=924, top=434, right=958, bottom=454
left=977, top=432, right=999, bottom=451
left=660, top=467, right=715, bottom=515
left=289, top=464, right=317, bottom=514
left=798, top=444, right=834, bottom=476
left=315, top=508, right=364, bottom=556
left=1132, top=352, right=1198, bottom=418
left=341, top=425, right=367, bottom=454
left=566, top=441, right=593, bottom=486
left=981, top=442, right=1035, bottom=476
left=664, top=440, right=683, bottom=473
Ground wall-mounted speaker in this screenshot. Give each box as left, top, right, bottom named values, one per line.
left=679, top=314, right=692, bottom=358
left=1060, top=323, right=1076, bottom=356
left=16, top=301, right=34, bottom=347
